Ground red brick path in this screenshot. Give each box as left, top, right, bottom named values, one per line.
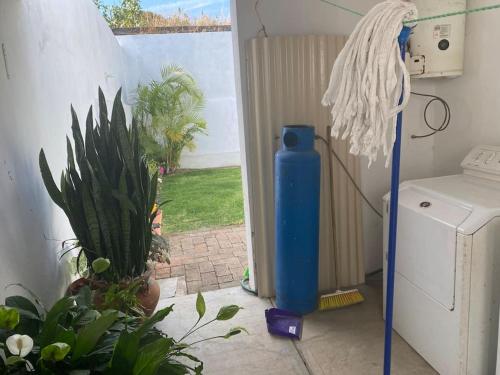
left=154, top=225, right=248, bottom=294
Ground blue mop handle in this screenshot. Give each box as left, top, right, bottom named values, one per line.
left=383, top=26, right=412, bottom=375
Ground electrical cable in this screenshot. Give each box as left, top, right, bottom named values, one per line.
left=315, top=136, right=383, bottom=218
left=410, top=91, right=451, bottom=139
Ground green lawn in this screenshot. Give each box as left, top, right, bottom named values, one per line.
left=158, top=167, right=244, bottom=233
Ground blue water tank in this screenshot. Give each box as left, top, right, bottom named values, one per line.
left=275, top=125, right=321, bottom=315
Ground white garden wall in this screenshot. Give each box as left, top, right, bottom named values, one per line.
left=0, top=0, right=127, bottom=305
left=117, top=31, right=241, bottom=169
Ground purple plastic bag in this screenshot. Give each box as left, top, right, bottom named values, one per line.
left=265, top=308, right=303, bottom=340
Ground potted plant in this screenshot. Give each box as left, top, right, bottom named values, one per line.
left=0, top=287, right=244, bottom=374
left=39, top=88, right=162, bottom=315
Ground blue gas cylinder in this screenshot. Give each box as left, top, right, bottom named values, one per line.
left=275, top=125, right=321, bottom=315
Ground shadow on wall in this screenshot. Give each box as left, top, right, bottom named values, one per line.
left=0, top=0, right=127, bottom=305
left=0, top=137, right=73, bottom=305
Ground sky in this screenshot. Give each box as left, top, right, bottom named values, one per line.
left=101, top=0, right=230, bottom=18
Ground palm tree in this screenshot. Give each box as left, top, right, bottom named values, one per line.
left=135, top=65, right=207, bottom=173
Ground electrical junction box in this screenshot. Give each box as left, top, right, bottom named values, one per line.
left=408, top=0, right=466, bottom=78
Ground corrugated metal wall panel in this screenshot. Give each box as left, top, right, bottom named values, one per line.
left=246, top=35, right=365, bottom=297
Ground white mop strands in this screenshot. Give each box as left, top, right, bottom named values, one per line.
left=322, top=0, right=417, bottom=167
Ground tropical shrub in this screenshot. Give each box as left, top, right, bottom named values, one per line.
left=39, top=88, right=158, bottom=280
left=0, top=287, right=244, bottom=374
left=135, top=65, right=207, bottom=174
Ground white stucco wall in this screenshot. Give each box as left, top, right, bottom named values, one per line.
left=232, top=0, right=438, bottom=274
left=0, top=0, right=127, bottom=305
left=117, top=32, right=241, bottom=169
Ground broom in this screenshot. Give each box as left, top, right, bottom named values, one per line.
left=319, top=126, right=364, bottom=311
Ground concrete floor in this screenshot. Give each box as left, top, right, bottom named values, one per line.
left=156, top=276, right=437, bottom=375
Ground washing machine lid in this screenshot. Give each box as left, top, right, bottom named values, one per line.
left=393, top=186, right=471, bottom=310
left=399, top=174, right=500, bottom=235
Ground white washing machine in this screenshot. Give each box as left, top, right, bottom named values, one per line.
left=383, top=145, right=500, bottom=375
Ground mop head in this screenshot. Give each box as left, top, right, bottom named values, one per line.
left=322, top=0, right=417, bottom=167
left=319, top=289, right=364, bottom=311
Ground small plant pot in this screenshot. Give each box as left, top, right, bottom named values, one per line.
left=66, top=277, right=91, bottom=296
left=138, top=277, right=160, bottom=317
left=66, top=274, right=160, bottom=317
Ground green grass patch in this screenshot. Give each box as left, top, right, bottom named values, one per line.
left=158, top=167, right=244, bottom=233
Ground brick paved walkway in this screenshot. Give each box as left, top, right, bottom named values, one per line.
left=154, top=225, right=248, bottom=295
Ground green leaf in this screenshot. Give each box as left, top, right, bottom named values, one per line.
left=98, top=87, right=109, bottom=133
left=117, top=167, right=131, bottom=273
left=111, top=190, right=137, bottom=214
left=92, top=258, right=110, bottom=274
left=75, top=286, right=92, bottom=308
left=223, top=326, right=248, bottom=339
left=5, top=283, right=46, bottom=316
left=38, top=297, right=74, bottom=348
left=88, top=168, right=115, bottom=266
left=41, top=342, right=71, bottom=362
left=71, top=106, right=90, bottom=181
left=39, top=149, right=65, bottom=209
left=54, top=327, right=76, bottom=348
left=195, top=292, right=205, bottom=320
left=136, top=305, right=173, bottom=338
left=0, top=306, right=20, bottom=330
left=6, top=295, right=40, bottom=320
left=67, top=136, right=76, bottom=171
left=215, top=305, right=243, bottom=321
left=85, top=106, right=99, bottom=168
left=108, top=331, right=140, bottom=373
left=165, top=351, right=203, bottom=375
left=5, top=295, right=41, bottom=337
left=72, top=310, right=118, bottom=361
left=66, top=136, right=82, bottom=193
left=148, top=171, right=159, bottom=214
left=158, top=362, right=191, bottom=375
left=75, top=309, right=101, bottom=327
left=132, top=338, right=173, bottom=375
left=82, top=184, right=102, bottom=257
left=5, top=356, right=25, bottom=366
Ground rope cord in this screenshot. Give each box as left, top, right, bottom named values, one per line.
left=405, top=3, right=500, bottom=24
left=319, top=0, right=364, bottom=17
left=319, top=0, right=500, bottom=24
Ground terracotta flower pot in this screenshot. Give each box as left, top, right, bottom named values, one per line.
left=66, top=275, right=160, bottom=317
left=66, top=277, right=90, bottom=296
left=138, top=277, right=160, bottom=317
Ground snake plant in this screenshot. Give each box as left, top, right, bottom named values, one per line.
left=39, top=88, right=158, bottom=280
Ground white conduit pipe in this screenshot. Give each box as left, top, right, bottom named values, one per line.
left=322, top=0, right=417, bottom=167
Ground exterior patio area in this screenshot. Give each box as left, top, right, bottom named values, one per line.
left=155, top=274, right=436, bottom=375
left=154, top=225, right=248, bottom=295
left=6, top=0, right=499, bottom=373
